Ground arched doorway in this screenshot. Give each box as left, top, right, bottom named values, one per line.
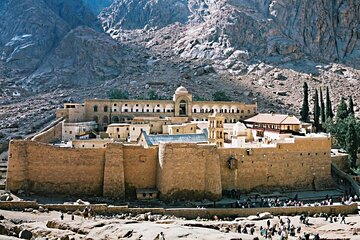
left=112, top=116, right=119, bottom=123
left=179, top=100, right=187, bottom=116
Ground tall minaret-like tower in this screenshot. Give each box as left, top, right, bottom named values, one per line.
left=208, top=113, right=225, bottom=147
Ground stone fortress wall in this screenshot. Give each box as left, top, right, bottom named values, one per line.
left=7, top=135, right=334, bottom=200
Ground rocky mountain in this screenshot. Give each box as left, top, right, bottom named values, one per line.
left=0, top=0, right=359, bottom=144
left=100, top=0, right=360, bottom=113
left=83, top=0, right=114, bottom=14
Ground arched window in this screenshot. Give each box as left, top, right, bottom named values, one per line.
left=93, top=105, right=98, bottom=112
left=112, top=116, right=119, bottom=123
left=104, top=106, right=108, bottom=112
left=179, top=100, right=187, bottom=116
left=103, top=116, right=109, bottom=124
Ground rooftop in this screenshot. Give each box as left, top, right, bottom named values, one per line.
left=141, top=130, right=208, bottom=146
left=244, top=113, right=300, bottom=125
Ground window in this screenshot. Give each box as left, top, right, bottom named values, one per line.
left=125, top=104, right=128, bottom=106
left=93, top=105, right=98, bottom=112
left=124, top=109, right=128, bottom=112
left=248, top=110, right=250, bottom=113
left=136, top=104, right=138, bottom=107
left=69, top=131, right=72, bottom=134
left=193, top=109, right=197, bottom=113
left=176, top=129, right=179, bottom=132
left=133, top=127, right=135, bottom=131
left=104, top=106, right=108, bottom=112
left=114, top=104, right=117, bottom=106
left=117, top=128, right=119, bottom=132
left=179, top=100, right=187, bottom=116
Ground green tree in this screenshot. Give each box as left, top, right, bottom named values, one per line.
left=300, top=82, right=310, bottom=122
left=346, top=119, right=359, bottom=168
left=193, top=95, right=208, bottom=101
left=348, top=95, right=355, bottom=115
left=336, top=97, right=349, bottom=121
left=313, top=89, right=320, bottom=132
left=147, top=90, right=159, bottom=100
left=213, top=91, right=232, bottom=101
left=326, top=86, right=334, bottom=119
left=320, top=88, right=326, bottom=124
left=108, top=89, right=129, bottom=99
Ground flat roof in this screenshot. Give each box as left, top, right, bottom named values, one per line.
left=244, top=113, right=300, bottom=125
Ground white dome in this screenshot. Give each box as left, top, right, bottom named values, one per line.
left=175, top=86, right=188, bottom=94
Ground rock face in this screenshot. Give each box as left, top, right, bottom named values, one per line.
left=0, top=0, right=147, bottom=90
left=102, top=0, right=360, bottom=67
left=25, top=26, right=147, bottom=89
left=82, top=0, right=114, bottom=14
left=100, top=0, right=192, bottom=30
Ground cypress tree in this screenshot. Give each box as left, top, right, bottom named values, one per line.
left=313, top=89, right=320, bottom=132
left=345, top=120, right=358, bottom=168
left=348, top=95, right=355, bottom=115
left=336, top=97, right=349, bottom=121
left=300, top=82, right=310, bottom=122
left=320, top=88, right=326, bottom=123
left=326, top=86, right=334, bottom=119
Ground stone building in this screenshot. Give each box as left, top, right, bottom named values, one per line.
left=56, top=86, right=257, bottom=131
left=6, top=87, right=336, bottom=201
left=6, top=119, right=334, bottom=201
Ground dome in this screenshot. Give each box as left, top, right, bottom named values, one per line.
left=175, top=86, right=188, bottom=94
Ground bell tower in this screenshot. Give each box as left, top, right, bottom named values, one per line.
left=173, top=86, right=192, bottom=118
left=208, top=113, right=225, bottom=147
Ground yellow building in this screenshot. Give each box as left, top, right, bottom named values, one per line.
left=106, top=123, right=151, bottom=142
left=56, top=87, right=257, bottom=131
left=167, top=123, right=197, bottom=135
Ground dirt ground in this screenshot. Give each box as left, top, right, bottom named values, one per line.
left=0, top=208, right=359, bottom=240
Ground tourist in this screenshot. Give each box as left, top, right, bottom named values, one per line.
left=340, top=214, right=346, bottom=224
left=60, top=212, right=64, bottom=220
left=237, top=224, right=242, bottom=233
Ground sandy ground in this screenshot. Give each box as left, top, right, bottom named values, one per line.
left=0, top=209, right=359, bottom=240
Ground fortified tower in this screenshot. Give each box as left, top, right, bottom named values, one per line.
left=208, top=113, right=225, bottom=147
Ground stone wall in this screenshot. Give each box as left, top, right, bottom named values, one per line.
left=7, top=140, right=106, bottom=196
left=7, top=136, right=334, bottom=200
left=218, top=137, right=333, bottom=192
left=157, top=143, right=222, bottom=201
left=0, top=202, right=356, bottom=219
left=331, top=154, right=350, bottom=172
left=123, top=145, right=158, bottom=191
left=103, top=143, right=125, bottom=198
left=31, top=119, right=63, bottom=143
left=165, top=203, right=358, bottom=219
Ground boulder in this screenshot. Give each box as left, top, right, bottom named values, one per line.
left=19, top=229, right=32, bottom=239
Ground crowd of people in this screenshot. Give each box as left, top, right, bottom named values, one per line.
left=234, top=211, right=349, bottom=240
left=227, top=191, right=359, bottom=209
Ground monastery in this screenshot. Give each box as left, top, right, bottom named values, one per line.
left=6, top=87, right=334, bottom=200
